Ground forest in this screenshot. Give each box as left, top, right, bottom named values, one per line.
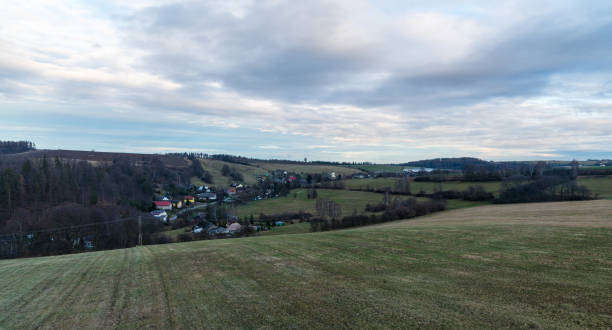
left=0, top=148, right=206, bottom=258
left=0, top=141, right=36, bottom=155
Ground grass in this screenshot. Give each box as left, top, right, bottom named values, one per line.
left=578, top=175, right=612, bottom=199
left=1, top=200, right=611, bottom=328
left=236, top=188, right=386, bottom=219
left=344, top=178, right=503, bottom=194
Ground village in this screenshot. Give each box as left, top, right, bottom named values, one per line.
left=147, top=166, right=438, bottom=239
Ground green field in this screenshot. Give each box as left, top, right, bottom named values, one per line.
left=192, top=158, right=268, bottom=186
left=1, top=200, right=610, bottom=328
left=578, top=176, right=612, bottom=199
left=236, top=188, right=386, bottom=219
left=344, top=178, right=503, bottom=194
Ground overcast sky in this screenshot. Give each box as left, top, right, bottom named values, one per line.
left=1, top=0, right=611, bottom=162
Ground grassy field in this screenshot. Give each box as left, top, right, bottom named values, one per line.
left=1, top=200, right=610, bottom=328
left=344, top=178, right=503, bottom=193
left=236, top=188, right=386, bottom=219
left=251, top=162, right=363, bottom=177
left=578, top=175, right=612, bottom=199
left=196, top=158, right=268, bottom=186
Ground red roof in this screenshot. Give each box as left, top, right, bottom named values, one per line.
left=154, top=201, right=171, bottom=206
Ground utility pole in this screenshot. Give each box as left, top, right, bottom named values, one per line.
left=138, top=216, right=142, bottom=246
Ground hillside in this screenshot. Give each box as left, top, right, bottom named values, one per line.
left=250, top=161, right=363, bottom=177
left=0, top=149, right=189, bottom=168
left=1, top=200, right=610, bottom=328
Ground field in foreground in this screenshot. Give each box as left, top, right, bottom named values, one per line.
left=1, top=200, right=611, bottom=329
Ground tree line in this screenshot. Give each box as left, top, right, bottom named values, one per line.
left=0, top=141, right=36, bottom=155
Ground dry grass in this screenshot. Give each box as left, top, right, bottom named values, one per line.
left=383, top=199, right=612, bottom=228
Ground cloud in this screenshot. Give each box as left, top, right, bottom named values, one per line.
left=1, top=0, right=611, bottom=161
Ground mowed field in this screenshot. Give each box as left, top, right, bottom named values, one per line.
left=1, top=200, right=611, bottom=329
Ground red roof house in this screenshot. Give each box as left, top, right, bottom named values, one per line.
left=154, top=201, right=172, bottom=210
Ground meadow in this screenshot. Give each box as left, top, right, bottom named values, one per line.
left=1, top=200, right=610, bottom=328
left=235, top=188, right=387, bottom=219
left=577, top=175, right=612, bottom=199
left=343, top=177, right=503, bottom=194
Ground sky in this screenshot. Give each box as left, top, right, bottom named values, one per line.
left=1, top=0, right=611, bottom=162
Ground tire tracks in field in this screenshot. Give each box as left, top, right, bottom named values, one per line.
left=104, top=249, right=130, bottom=328
left=30, top=253, right=103, bottom=328
left=148, top=245, right=176, bottom=329
left=0, top=253, right=98, bottom=327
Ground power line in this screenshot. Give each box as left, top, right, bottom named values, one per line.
left=0, top=216, right=157, bottom=239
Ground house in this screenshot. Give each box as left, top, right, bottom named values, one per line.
left=196, top=192, right=217, bottom=201
left=228, top=222, right=242, bottom=233
left=154, top=201, right=172, bottom=210
left=227, top=188, right=237, bottom=195
left=184, top=195, right=195, bottom=204
left=151, top=210, right=168, bottom=222
left=171, top=200, right=183, bottom=209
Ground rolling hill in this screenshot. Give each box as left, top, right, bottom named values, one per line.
left=1, top=200, right=610, bottom=328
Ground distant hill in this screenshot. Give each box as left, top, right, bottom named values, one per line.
left=0, top=149, right=189, bottom=168
left=401, top=157, right=491, bottom=170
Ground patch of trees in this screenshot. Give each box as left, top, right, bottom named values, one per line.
left=307, top=187, right=318, bottom=199
left=413, top=170, right=462, bottom=182
left=402, top=157, right=491, bottom=170
left=0, top=203, right=168, bottom=258
left=211, top=154, right=254, bottom=166
left=221, top=164, right=244, bottom=181
left=257, top=211, right=312, bottom=223
left=495, top=176, right=594, bottom=203
left=429, top=185, right=495, bottom=201
left=0, top=157, right=157, bottom=221
left=311, top=198, right=446, bottom=232
left=0, top=141, right=36, bottom=155
left=188, top=156, right=213, bottom=183
left=315, top=198, right=342, bottom=219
